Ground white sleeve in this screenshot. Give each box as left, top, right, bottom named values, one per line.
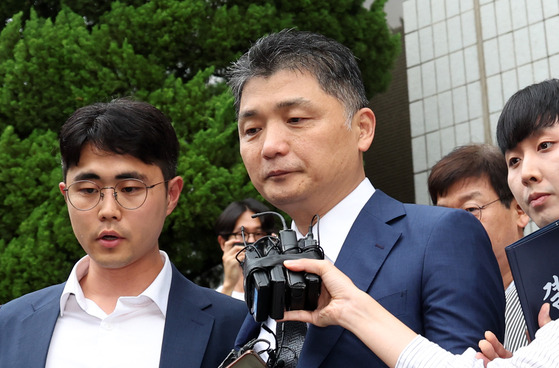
left=395, top=335, right=484, bottom=368
left=499, top=319, right=559, bottom=367
left=397, top=320, right=559, bottom=368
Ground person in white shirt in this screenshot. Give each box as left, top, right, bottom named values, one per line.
left=281, top=258, right=556, bottom=368
left=282, top=79, right=559, bottom=368
left=0, top=98, right=246, bottom=368
left=214, top=198, right=276, bottom=300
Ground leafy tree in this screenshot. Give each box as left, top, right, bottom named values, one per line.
left=0, top=0, right=399, bottom=303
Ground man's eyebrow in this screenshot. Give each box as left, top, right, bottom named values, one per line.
left=276, top=97, right=311, bottom=109
left=72, top=172, right=100, bottom=181
left=239, top=98, right=312, bottom=120
left=115, top=172, right=147, bottom=181
left=239, top=109, right=257, bottom=121
left=458, top=191, right=483, bottom=202
left=70, top=171, right=147, bottom=182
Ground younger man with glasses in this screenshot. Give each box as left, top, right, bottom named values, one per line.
left=0, top=98, right=246, bottom=368
left=428, top=144, right=530, bottom=352
left=214, top=198, right=277, bottom=299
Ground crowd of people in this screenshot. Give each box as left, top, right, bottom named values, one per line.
left=0, top=28, right=557, bottom=368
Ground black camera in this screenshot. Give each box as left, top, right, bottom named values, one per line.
left=239, top=212, right=324, bottom=322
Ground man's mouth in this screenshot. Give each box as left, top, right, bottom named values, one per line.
left=101, top=235, right=119, bottom=240
left=528, top=193, right=549, bottom=207
left=267, top=170, right=291, bottom=178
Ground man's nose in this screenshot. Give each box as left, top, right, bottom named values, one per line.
left=261, top=122, right=289, bottom=159
left=97, top=188, right=122, bottom=219
left=520, top=154, right=542, bottom=185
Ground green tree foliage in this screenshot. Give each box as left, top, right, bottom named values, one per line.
left=0, top=0, right=400, bottom=303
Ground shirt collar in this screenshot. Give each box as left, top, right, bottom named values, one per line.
left=59, top=250, right=172, bottom=317
left=292, top=178, right=375, bottom=262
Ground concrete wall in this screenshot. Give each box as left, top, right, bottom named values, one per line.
left=403, top=0, right=559, bottom=208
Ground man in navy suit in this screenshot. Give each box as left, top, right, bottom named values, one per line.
left=226, top=29, right=505, bottom=367
left=0, top=99, right=246, bottom=367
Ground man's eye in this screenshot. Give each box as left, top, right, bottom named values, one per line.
left=508, top=157, right=520, bottom=167
left=121, top=186, right=141, bottom=194
left=245, top=127, right=260, bottom=136
left=79, top=188, right=98, bottom=195
left=539, top=142, right=552, bottom=150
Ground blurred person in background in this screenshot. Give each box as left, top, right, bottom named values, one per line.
left=214, top=198, right=277, bottom=300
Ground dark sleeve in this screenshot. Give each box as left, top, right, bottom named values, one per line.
left=421, top=209, right=505, bottom=352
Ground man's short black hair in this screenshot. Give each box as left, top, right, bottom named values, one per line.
left=59, top=98, right=179, bottom=181
left=226, top=28, right=369, bottom=125
left=497, top=79, right=559, bottom=153
left=428, top=144, right=513, bottom=207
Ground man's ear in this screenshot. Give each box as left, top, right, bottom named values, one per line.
left=356, top=107, right=375, bottom=152
left=513, top=199, right=530, bottom=229
left=165, top=176, right=184, bottom=216
left=59, top=182, right=67, bottom=196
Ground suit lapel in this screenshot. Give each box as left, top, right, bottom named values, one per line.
left=299, top=190, right=404, bottom=367
left=159, top=265, right=215, bottom=368
left=18, top=285, right=63, bottom=367
left=234, top=313, right=262, bottom=350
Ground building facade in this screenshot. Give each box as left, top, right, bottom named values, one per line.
left=403, top=0, right=559, bottom=205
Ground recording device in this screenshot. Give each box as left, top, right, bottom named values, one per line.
left=240, top=212, right=324, bottom=322
left=220, top=350, right=267, bottom=368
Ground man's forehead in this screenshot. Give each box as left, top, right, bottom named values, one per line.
left=439, top=177, right=494, bottom=202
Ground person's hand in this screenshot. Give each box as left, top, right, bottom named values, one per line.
left=282, top=258, right=418, bottom=368
left=475, top=303, right=552, bottom=366
left=281, top=258, right=366, bottom=328
left=476, top=331, right=512, bottom=366
left=220, top=239, right=245, bottom=296
left=538, top=302, right=551, bottom=327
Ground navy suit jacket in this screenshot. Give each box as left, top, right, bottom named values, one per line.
left=235, top=190, right=505, bottom=367
left=0, top=263, right=247, bottom=368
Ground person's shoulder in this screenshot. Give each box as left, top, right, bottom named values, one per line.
left=0, top=283, right=64, bottom=317
left=401, top=200, right=478, bottom=223
left=198, top=285, right=247, bottom=313
left=169, top=266, right=247, bottom=316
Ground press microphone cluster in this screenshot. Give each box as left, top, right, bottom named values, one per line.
left=241, top=212, right=324, bottom=322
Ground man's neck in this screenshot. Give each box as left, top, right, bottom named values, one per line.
left=80, top=253, right=164, bottom=314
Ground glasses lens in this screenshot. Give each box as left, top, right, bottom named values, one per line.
left=114, top=180, right=148, bottom=209
left=231, top=231, right=267, bottom=241
left=67, top=181, right=100, bottom=211
left=464, top=206, right=481, bottom=219
left=253, top=232, right=267, bottom=240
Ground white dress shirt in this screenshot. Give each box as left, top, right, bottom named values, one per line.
left=252, top=178, right=375, bottom=359
left=45, top=251, right=172, bottom=368
left=216, top=285, right=245, bottom=301
left=396, top=319, right=559, bottom=368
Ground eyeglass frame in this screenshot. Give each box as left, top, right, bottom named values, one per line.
left=464, top=198, right=501, bottom=220
left=62, top=178, right=168, bottom=211
left=226, top=226, right=269, bottom=242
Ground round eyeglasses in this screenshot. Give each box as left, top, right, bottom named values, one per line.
left=463, top=198, right=500, bottom=220
left=63, top=179, right=167, bottom=211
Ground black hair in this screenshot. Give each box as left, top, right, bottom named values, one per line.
left=497, top=79, right=559, bottom=153
left=59, top=98, right=179, bottom=181
left=227, top=28, right=369, bottom=125
left=214, top=198, right=277, bottom=237
left=428, top=144, right=513, bottom=208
